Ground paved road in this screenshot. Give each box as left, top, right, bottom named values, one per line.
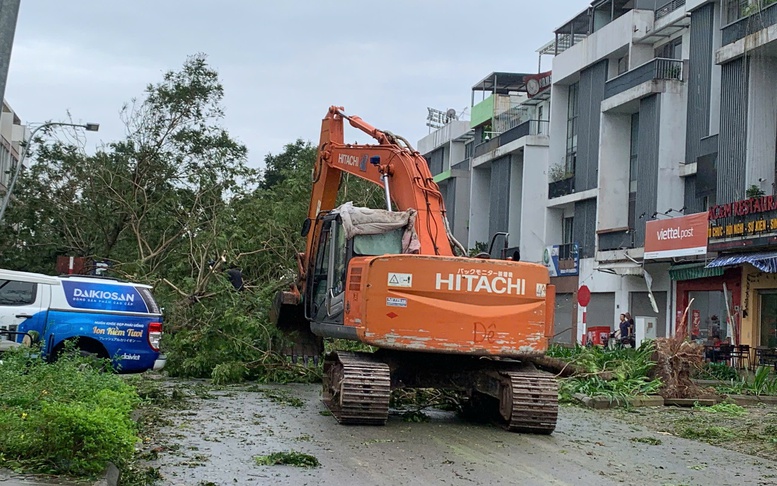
left=149, top=383, right=777, bottom=486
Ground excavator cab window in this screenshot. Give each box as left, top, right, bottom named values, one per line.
left=309, top=214, right=348, bottom=323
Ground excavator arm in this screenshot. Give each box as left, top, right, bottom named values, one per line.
left=271, top=106, right=458, bottom=359
left=304, top=106, right=455, bottom=269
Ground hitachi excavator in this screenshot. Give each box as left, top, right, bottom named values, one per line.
left=270, top=106, right=558, bottom=433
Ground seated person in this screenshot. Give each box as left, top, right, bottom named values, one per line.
left=705, top=335, right=722, bottom=362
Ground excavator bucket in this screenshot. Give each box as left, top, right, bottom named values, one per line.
left=270, top=289, right=324, bottom=364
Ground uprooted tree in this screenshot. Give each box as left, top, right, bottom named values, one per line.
left=0, top=54, right=384, bottom=383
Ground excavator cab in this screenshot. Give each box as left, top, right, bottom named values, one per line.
left=306, top=213, right=347, bottom=327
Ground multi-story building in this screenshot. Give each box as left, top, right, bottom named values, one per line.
left=418, top=117, right=473, bottom=247
left=420, top=0, right=777, bottom=351
left=547, top=0, right=689, bottom=341
left=0, top=99, right=25, bottom=195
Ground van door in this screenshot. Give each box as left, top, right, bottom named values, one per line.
left=0, top=278, right=46, bottom=343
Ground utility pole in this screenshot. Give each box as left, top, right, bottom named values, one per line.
left=0, top=0, right=20, bottom=103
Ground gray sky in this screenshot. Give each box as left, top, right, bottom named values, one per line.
left=7, top=0, right=591, bottom=168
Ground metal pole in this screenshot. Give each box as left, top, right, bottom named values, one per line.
left=0, top=122, right=96, bottom=223
left=0, top=0, right=20, bottom=103
left=381, top=174, right=392, bottom=212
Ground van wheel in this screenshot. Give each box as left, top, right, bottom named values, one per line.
left=51, top=338, right=110, bottom=366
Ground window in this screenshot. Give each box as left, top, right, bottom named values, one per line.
left=0, top=280, right=37, bottom=306
left=629, top=113, right=639, bottom=193
left=655, top=37, right=682, bottom=60
left=562, top=217, right=574, bottom=245
left=617, top=55, right=629, bottom=75
left=565, top=83, right=579, bottom=175
left=725, top=0, right=749, bottom=24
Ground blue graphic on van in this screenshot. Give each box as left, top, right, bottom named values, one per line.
left=61, top=281, right=149, bottom=313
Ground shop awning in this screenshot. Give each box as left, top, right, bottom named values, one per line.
left=705, top=251, right=777, bottom=273
left=669, top=262, right=724, bottom=281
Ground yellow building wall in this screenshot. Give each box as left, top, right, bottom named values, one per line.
left=739, top=265, right=777, bottom=347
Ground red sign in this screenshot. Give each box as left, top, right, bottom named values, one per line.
left=577, top=285, right=591, bottom=307
left=523, top=71, right=552, bottom=98
left=644, top=212, right=708, bottom=260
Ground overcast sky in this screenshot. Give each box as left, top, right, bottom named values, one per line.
left=6, top=0, right=591, bottom=168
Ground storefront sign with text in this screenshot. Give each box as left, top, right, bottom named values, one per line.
left=708, top=196, right=777, bottom=251
left=644, top=212, right=708, bottom=259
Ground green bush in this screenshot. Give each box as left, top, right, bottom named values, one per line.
left=693, top=362, right=740, bottom=381
left=0, top=346, right=139, bottom=476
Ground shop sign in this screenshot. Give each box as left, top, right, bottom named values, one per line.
left=644, top=212, right=708, bottom=259
left=708, top=195, right=777, bottom=251
left=543, top=243, right=579, bottom=277
left=524, top=71, right=552, bottom=98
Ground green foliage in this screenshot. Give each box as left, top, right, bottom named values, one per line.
left=161, top=283, right=319, bottom=384
left=693, top=362, right=740, bottom=381
left=255, top=451, right=320, bottom=468
left=747, top=184, right=766, bottom=198
left=715, top=366, right=777, bottom=396
left=0, top=347, right=139, bottom=476
left=693, top=402, right=747, bottom=416
left=550, top=342, right=662, bottom=404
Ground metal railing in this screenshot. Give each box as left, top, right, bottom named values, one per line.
left=473, top=120, right=549, bottom=158
left=655, top=0, right=686, bottom=20
left=554, top=33, right=589, bottom=55
left=604, top=58, right=683, bottom=99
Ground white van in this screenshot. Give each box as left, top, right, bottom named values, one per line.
left=0, top=269, right=165, bottom=372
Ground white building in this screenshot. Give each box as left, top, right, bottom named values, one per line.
left=0, top=99, right=26, bottom=195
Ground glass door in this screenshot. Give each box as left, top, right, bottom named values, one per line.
left=759, top=292, right=777, bottom=348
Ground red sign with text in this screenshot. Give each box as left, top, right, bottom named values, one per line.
left=644, top=212, right=708, bottom=260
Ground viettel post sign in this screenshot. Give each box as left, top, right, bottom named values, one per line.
left=644, top=212, right=708, bottom=259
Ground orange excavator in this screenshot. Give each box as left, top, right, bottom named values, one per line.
left=270, top=106, right=558, bottom=433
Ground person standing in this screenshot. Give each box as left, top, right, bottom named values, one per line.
left=624, top=312, right=636, bottom=348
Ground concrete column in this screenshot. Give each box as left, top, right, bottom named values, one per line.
left=656, top=84, right=687, bottom=212
left=520, top=145, right=550, bottom=263
left=508, top=153, right=523, bottom=252
left=597, top=112, right=631, bottom=230
left=0, top=0, right=20, bottom=103
left=468, top=167, right=491, bottom=249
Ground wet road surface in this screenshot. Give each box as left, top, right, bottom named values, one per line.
left=150, top=382, right=777, bottom=486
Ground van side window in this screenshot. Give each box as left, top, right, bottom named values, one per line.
left=0, top=280, right=37, bottom=306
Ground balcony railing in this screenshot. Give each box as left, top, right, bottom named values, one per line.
left=722, top=1, right=777, bottom=46
left=548, top=176, right=575, bottom=199
left=472, top=120, right=549, bottom=159
left=655, top=0, right=685, bottom=20
left=604, top=58, right=683, bottom=99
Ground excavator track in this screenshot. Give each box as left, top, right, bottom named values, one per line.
left=497, top=371, right=558, bottom=434
left=322, top=351, right=391, bottom=425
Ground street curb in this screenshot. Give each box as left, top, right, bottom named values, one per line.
left=663, top=398, right=720, bottom=407
left=725, top=394, right=777, bottom=405
left=573, top=393, right=664, bottom=409
left=91, top=463, right=119, bottom=486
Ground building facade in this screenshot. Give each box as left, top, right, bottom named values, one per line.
left=0, top=99, right=25, bottom=196
left=420, top=0, right=777, bottom=349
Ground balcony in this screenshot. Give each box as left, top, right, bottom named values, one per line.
left=472, top=120, right=549, bottom=159
left=548, top=176, right=575, bottom=199
left=655, top=0, right=685, bottom=20
left=598, top=229, right=635, bottom=251
left=722, top=1, right=777, bottom=46
left=604, top=58, right=683, bottom=99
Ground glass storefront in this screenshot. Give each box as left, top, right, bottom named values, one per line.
left=759, top=292, right=777, bottom=348
left=688, top=290, right=728, bottom=341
